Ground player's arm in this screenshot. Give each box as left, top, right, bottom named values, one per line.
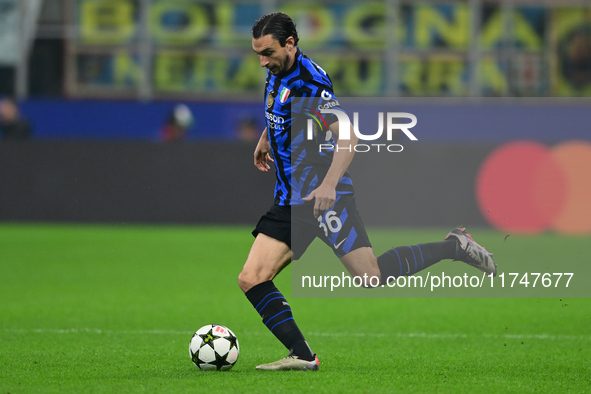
left=303, top=121, right=357, bottom=217
left=254, top=127, right=274, bottom=172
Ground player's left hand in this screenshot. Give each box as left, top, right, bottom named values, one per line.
left=302, top=184, right=336, bottom=218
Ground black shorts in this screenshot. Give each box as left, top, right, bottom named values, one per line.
left=252, top=194, right=372, bottom=260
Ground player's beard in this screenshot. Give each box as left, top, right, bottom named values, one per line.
left=271, top=53, right=291, bottom=75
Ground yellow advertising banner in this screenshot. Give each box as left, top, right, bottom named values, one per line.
left=70, top=0, right=590, bottom=97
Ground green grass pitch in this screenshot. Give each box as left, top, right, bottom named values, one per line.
left=0, top=223, right=589, bottom=393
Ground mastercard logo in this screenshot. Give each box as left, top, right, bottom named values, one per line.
left=476, top=140, right=591, bottom=235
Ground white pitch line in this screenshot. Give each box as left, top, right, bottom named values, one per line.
left=1, top=328, right=590, bottom=341
left=1, top=328, right=189, bottom=335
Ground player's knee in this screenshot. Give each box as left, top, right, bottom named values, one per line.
left=237, top=270, right=252, bottom=293
left=352, top=258, right=381, bottom=288
left=363, top=270, right=382, bottom=289
left=346, top=269, right=381, bottom=289
left=368, top=256, right=381, bottom=283
left=238, top=269, right=267, bottom=293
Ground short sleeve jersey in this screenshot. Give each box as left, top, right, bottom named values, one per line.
left=264, top=48, right=354, bottom=206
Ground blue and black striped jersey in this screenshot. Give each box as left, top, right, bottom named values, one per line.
left=264, top=48, right=354, bottom=206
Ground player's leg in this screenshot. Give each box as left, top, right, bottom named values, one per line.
left=239, top=206, right=318, bottom=370
left=312, top=195, right=381, bottom=284
left=375, top=240, right=457, bottom=284
left=375, top=229, right=497, bottom=283
left=325, top=196, right=495, bottom=285
left=339, top=246, right=381, bottom=285
left=238, top=233, right=292, bottom=292
left=341, top=235, right=494, bottom=286
left=339, top=241, right=458, bottom=286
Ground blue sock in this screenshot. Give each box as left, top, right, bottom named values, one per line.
left=377, top=240, right=457, bottom=285
left=245, top=280, right=314, bottom=361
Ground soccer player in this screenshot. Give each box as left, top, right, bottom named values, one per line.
left=238, top=12, right=497, bottom=371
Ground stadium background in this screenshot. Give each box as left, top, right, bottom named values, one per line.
left=0, top=0, right=590, bottom=234
left=1, top=2, right=590, bottom=392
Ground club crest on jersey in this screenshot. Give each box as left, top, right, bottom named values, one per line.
left=279, top=87, right=290, bottom=104
left=267, top=90, right=275, bottom=108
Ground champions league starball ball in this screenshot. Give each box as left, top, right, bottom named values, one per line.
left=189, top=324, right=239, bottom=371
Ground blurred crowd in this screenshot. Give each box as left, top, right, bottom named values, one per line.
left=0, top=97, right=31, bottom=141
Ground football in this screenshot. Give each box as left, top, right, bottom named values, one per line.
left=189, top=324, right=240, bottom=371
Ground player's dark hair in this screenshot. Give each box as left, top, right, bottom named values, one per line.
left=252, top=12, right=299, bottom=47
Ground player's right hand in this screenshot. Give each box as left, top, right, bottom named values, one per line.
left=254, top=150, right=274, bottom=172
left=254, top=128, right=274, bottom=172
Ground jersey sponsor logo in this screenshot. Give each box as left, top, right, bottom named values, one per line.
left=265, top=112, right=285, bottom=124
left=279, top=87, right=290, bottom=103
left=266, top=112, right=285, bottom=130
left=317, top=99, right=340, bottom=111
left=320, top=89, right=332, bottom=101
